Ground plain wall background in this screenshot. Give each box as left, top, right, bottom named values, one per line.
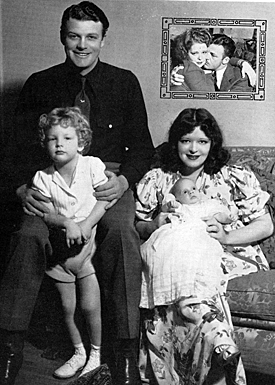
left=1, top=0, right=275, bottom=148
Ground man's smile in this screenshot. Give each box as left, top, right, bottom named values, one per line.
left=74, top=52, right=91, bottom=57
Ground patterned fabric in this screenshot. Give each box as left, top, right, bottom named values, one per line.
left=227, top=270, right=275, bottom=321
left=140, top=302, right=246, bottom=385
left=227, top=147, right=275, bottom=266
left=233, top=326, right=275, bottom=376
left=136, top=164, right=270, bottom=281
left=136, top=160, right=272, bottom=384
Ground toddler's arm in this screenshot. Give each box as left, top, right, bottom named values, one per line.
left=78, top=200, right=109, bottom=242
left=43, top=212, right=83, bottom=247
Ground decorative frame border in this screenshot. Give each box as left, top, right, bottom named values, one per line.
left=160, top=18, right=267, bottom=101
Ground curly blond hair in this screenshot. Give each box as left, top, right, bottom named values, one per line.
left=38, top=106, right=92, bottom=155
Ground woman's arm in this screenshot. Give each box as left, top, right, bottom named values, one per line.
left=205, top=212, right=274, bottom=245
left=170, top=63, right=215, bottom=91
left=182, top=63, right=215, bottom=92
left=171, top=59, right=256, bottom=87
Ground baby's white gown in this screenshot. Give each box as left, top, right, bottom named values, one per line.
left=140, top=198, right=230, bottom=308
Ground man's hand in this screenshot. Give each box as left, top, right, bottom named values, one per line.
left=16, top=184, right=51, bottom=217
left=170, top=65, right=185, bottom=86
left=241, top=61, right=256, bottom=87
left=94, top=171, right=129, bottom=209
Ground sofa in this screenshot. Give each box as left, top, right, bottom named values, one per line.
left=225, top=147, right=275, bottom=378
left=1, top=146, right=275, bottom=379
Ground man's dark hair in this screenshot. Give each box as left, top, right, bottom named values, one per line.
left=60, top=1, right=109, bottom=43
left=211, top=34, right=236, bottom=59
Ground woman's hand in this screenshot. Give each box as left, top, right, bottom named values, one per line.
left=204, top=212, right=274, bottom=246
left=17, top=184, right=52, bottom=217
left=64, top=219, right=83, bottom=248
left=94, top=171, right=129, bottom=209
left=203, top=216, right=228, bottom=244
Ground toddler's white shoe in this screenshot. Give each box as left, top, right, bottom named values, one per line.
left=54, top=352, right=87, bottom=379
left=79, top=349, right=100, bottom=377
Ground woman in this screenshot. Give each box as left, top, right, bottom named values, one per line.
left=135, top=108, right=273, bottom=385
left=170, top=28, right=214, bottom=92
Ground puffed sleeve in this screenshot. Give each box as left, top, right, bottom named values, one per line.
left=32, top=170, right=56, bottom=213
left=32, top=170, right=52, bottom=198
left=89, top=157, right=108, bottom=189
left=135, top=168, right=177, bottom=221
left=225, top=165, right=270, bottom=223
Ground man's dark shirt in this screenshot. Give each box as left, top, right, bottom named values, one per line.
left=14, top=59, right=154, bottom=187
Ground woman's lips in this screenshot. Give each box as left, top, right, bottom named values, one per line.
left=187, top=154, right=200, bottom=160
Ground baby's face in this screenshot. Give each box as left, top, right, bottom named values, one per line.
left=173, top=179, right=200, bottom=205
left=188, top=42, right=208, bottom=68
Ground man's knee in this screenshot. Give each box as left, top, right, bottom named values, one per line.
left=3, top=215, right=50, bottom=271
left=15, top=215, right=49, bottom=240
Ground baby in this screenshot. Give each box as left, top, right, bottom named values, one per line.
left=140, top=178, right=233, bottom=309
left=164, top=177, right=233, bottom=225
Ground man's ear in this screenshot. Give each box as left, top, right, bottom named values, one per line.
left=100, top=36, right=105, bottom=49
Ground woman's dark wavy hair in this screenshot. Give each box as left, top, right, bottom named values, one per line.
left=152, top=108, right=230, bottom=175
left=60, top=1, right=109, bottom=44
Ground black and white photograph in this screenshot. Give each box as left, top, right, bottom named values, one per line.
left=0, top=1, right=275, bottom=385
left=160, top=18, right=265, bottom=99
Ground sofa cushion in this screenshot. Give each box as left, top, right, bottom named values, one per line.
left=227, top=270, right=275, bottom=322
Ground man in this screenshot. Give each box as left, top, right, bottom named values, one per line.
left=171, top=33, right=255, bottom=92
left=204, top=33, right=252, bottom=92
left=0, top=2, right=154, bottom=385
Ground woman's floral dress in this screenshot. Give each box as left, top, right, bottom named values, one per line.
left=136, top=164, right=270, bottom=385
